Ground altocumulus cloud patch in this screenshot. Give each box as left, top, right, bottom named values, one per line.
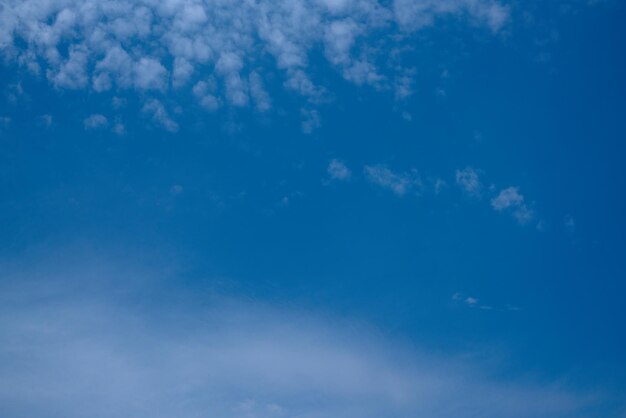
left=0, top=0, right=509, bottom=129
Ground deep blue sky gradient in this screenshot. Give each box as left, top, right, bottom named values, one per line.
left=1, top=1, right=625, bottom=416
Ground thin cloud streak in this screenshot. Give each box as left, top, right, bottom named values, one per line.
left=0, top=253, right=600, bottom=418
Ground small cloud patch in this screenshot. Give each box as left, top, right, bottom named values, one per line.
left=491, top=187, right=534, bottom=225
left=364, top=164, right=422, bottom=197
left=83, top=114, right=108, bottom=130
left=327, top=159, right=352, bottom=182
left=456, top=167, right=482, bottom=197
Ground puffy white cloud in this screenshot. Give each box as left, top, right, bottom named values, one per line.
left=491, top=186, right=524, bottom=210
left=93, top=46, right=134, bottom=91
left=0, top=0, right=509, bottom=128
left=249, top=71, right=272, bottom=112
left=301, top=108, right=321, bottom=133
left=172, top=57, right=194, bottom=88
left=327, top=158, right=352, bottom=181
left=394, top=69, right=416, bottom=100
left=134, top=57, right=168, bottom=91
left=365, top=164, right=422, bottom=196
left=393, top=0, right=509, bottom=32
left=513, top=207, right=534, bottom=225
left=193, top=79, right=221, bottom=112
left=112, top=121, right=126, bottom=135
left=491, top=186, right=535, bottom=225
left=83, top=113, right=108, bottom=129
left=455, top=167, right=482, bottom=197
left=47, top=45, right=89, bottom=89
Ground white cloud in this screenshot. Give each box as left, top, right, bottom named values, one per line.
left=433, top=177, right=447, bottom=194
left=301, top=108, right=321, bottom=134
left=93, top=46, right=134, bottom=91
left=393, top=0, right=509, bottom=32
left=83, top=114, right=109, bottom=130
left=0, top=254, right=600, bottom=418
left=142, top=99, right=179, bottom=133
left=0, top=0, right=509, bottom=129
left=170, top=184, right=184, bottom=195
left=134, top=57, right=168, bottom=91
left=172, top=57, right=194, bottom=88
left=465, top=296, right=479, bottom=305
left=249, top=71, right=272, bottom=112
left=38, top=114, right=53, bottom=128
left=512, top=205, right=535, bottom=225
left=491, top=186, right=524, bottom=211
left=216, top=52, right=249, bottom=107
left=112, top=97, right=127, bottom=109
left=394, top=69, right=416, bottom=100
left=327, top=159, right=352, bottom=181
left=365, top=164, right=422, bottom=196
left=536, top=219, right=547, bottom=232
left=468, top=1, right=510, bottom=32
left=193, top=80, right=221, bottom=112
left=455, top=167, right=482, bottom=197
left=491, top=187, right=535, bottom=225
left=47, top=45, right=89, bottom=89
left=112, top=122, right=126, bottom=136
left=452, top=293, right=498, bottom=311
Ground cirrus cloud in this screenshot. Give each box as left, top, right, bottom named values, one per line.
left=0, top=252, right=603, bottom=418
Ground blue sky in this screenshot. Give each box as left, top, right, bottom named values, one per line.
left=1, top=0, right=625, bottom=417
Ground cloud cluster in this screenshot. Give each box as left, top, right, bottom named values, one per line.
left=452, top=167, right=537, bottom=226
left=328, top=160, right=537, bottom=227
left=0, top=255, right=599, bottom=418
left=0, top=0, right=509, bottom=129
left=83, top=112, right=126, bottom=134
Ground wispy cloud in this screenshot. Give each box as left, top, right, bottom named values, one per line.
left=452, top=292, right=519, bottom=312
left=0, top=117, right=10, bottom=131
left=0, top=253, right=601, bottom=418
left=38, top=114, right=53, bottom=128
left=301, top=108, right=321, bottom=134
left=564, top=215, right=576, bottom=233
left=142, top=99, right=179, bottom=133
left=323, top=163, right=542, bottom=228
